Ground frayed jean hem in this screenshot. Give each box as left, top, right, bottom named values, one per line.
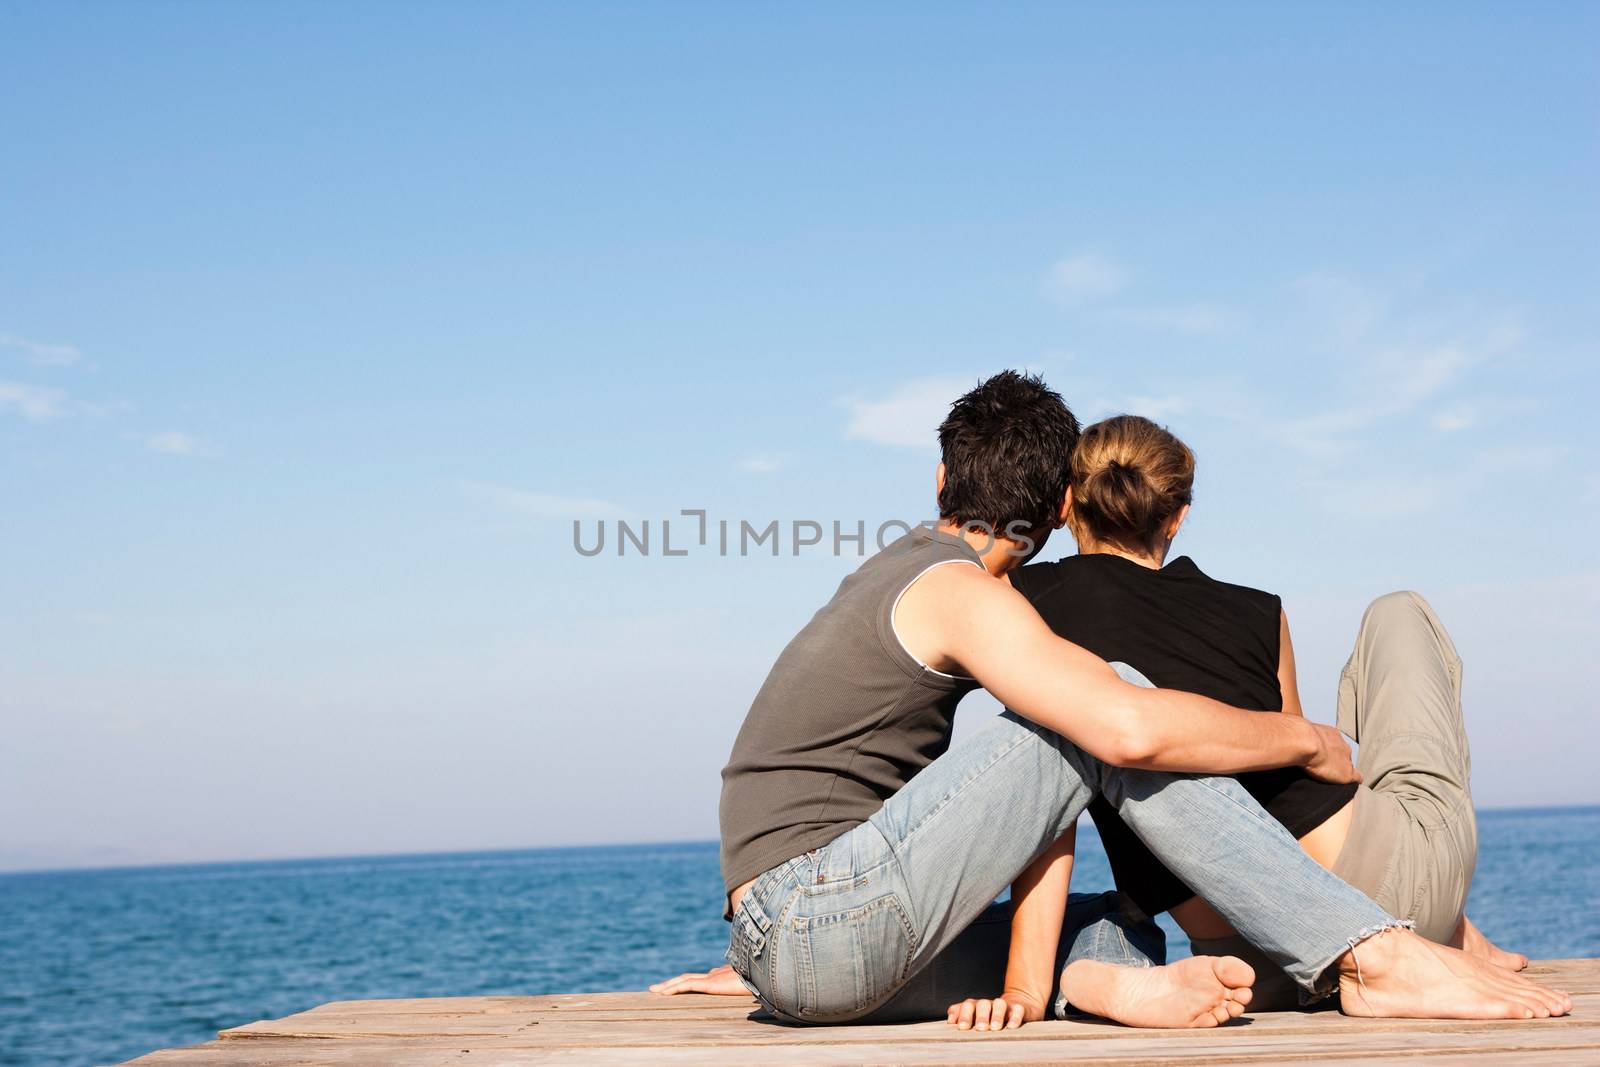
left=1302, top=918, right=1417, bottom=1006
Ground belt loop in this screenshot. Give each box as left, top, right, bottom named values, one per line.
left=736, top=884, right=773, bottom=958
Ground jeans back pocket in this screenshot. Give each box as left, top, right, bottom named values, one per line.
left=794, top=893, right=915, bottom=1020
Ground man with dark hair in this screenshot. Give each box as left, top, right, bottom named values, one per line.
left=655, top=372, right=1569, bottom=1027
left=935, top=369, right=1082, bottom=544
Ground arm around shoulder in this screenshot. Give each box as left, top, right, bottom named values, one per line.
left=913, top=565, right=1348, bottom=778
left=907, top=565, right=1153, bottom=767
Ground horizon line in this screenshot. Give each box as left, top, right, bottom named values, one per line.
left=4, top=802, right=1596, bottom=879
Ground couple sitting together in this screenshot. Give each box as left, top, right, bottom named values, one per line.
left=651, top=371, right=1568, bottom=1030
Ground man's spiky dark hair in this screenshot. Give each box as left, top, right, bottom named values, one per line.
left=936, top=371, right=1080, bottom=535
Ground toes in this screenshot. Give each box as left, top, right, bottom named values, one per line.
left=1533, top=995, right=1563, bottom=1016
left=1504, top=992, right=1548, bottom=1019
left=1210, top=954, right=1256, bottom=990
left=1507, top=978, right=1569, bottom=1016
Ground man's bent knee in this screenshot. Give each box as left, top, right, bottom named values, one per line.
left=1364, top=589, right=1431, bottom=625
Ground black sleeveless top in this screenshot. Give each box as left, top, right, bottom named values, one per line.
left=1009, top=553, right=1357, bottom=917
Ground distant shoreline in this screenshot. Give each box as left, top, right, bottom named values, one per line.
left=4, top=803, right=1597, bottom=880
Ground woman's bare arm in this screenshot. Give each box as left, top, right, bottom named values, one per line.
left=1277, top=608, right=1305, bottom=717
left=948, top=826, right=1076, bottom=1031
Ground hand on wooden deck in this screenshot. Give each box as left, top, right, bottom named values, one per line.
left=946, top=988, right=1048, bottom=1032
left=648, top=963, right=751, bottom=997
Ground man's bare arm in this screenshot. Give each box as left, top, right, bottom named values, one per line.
left=899, top=564, right=1356, bottom=780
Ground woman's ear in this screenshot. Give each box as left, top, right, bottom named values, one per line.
left=1167, top=503, right=1191, bottom=541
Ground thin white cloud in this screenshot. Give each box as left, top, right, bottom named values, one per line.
left=737, top=454, right=783, bottom=474
left=144, top=431, right=212, bottom=457
left=0, top=381, right=69, bottom=421
left=1063, top=273, right=1554, bottom=525
left=0, top=333, right=82, bottom=367
left=1042, top=253, right=1127, bottom=305
left=1431, top=407, right=1476, bottom=432
left=461, top=480, right=627, bottom=520
left=1289, top=341, right=1505, bottom=446
left=840, top=376, right=975, bottom=450
left=1377, top=342, right=1480, bottom=407
left=1266, top=280, right=1524, bottom=454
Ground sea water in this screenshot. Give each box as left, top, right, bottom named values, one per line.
left=3, top=806, right=1596, bottom=1067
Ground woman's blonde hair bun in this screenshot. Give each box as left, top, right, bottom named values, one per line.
left=1068, top=415, right=1195, bottom=554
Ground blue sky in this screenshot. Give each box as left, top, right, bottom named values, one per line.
left=2, top=4, right=1596, bottom=870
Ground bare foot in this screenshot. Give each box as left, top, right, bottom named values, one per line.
left=1339, top=928, right=1569, bottom=1020
left=1457, top=915, right=1530, bottom=972
left=1061, top=956, right=1255, bottom=1028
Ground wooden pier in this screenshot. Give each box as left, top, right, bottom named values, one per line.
left=120, top=958, right=1598, bottom=1066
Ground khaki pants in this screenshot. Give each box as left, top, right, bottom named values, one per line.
left=1192, top=591, right=1478, bottom=1008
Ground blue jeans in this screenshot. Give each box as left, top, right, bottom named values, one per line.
left=726, top=701, right=1401, bottom=1023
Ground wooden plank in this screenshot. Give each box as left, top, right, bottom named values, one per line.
left=1522, top=960, right=1600, bottom=993
left=296, top=993, right=762, bottom=1015
left=116, top=1026, right=1600, bottom=1067
left=268, top=958, right=1593, bottom=1022
left=301, top=996, right=545, bottom=1015
left=216, top=993, right=1598, bottom=1045
left=242, top=958, right=1590, bottom=1031
left=158, top=1016, right=1600, bottom=1061
left=121, top=958, right=1600, bottom=1067
left=535, top=993, right=763, bottom=1012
